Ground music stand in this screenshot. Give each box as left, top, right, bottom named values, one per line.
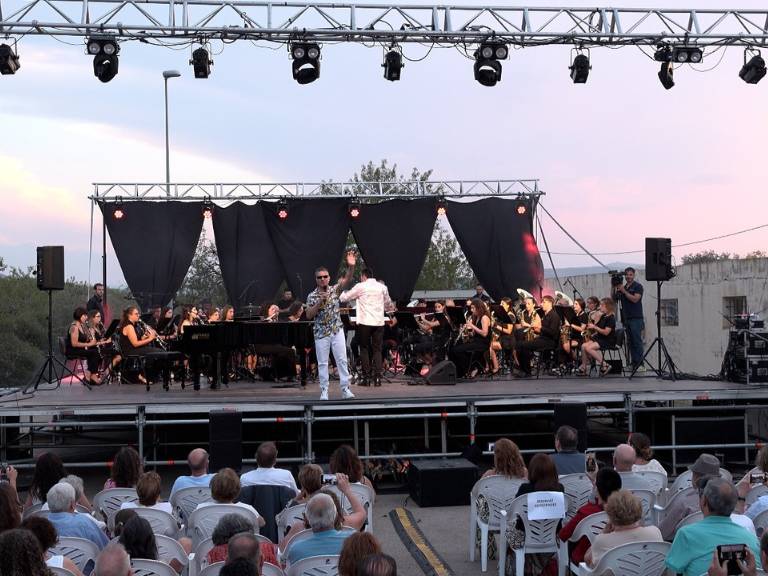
left=555, top=305, right=577, bottom=325
left=490, top=305, right=514, bottom=325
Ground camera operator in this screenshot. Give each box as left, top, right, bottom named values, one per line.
left=612, top=267, right=644, bottom=369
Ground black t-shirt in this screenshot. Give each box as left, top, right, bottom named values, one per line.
left=540, top=310, right=561, bottom=342
left=277, top=297, right=295, bottom=310
left=432, top=314, right=450, bottom=342
left=617, top=281, right=644, bottom=319
left=596, top=313, right=617, bottom=348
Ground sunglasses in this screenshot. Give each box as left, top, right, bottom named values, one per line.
left=316, top=275, right=329, bottom=279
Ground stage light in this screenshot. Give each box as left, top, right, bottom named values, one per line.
left=514, top=198, right=527, bottom=216
left=473, top=41, right=507, bottom=87
left=202, top=200, right=213, bottom=219
left=0, top=44, right=20, bottom=75
left=277, top=200, right=289, bottom=220
left=383, top=48, right=403, bottom=81
left=348, top=201, right=361, bottom=219
left=569, top=50, right=590, bottom=84
left=658, top=61, right=675, bottom=90
left=672, top=46, right=703, bottom=64
left=87, top=35, right=120, bottom=83
left=112, top=199, right=125, bottom=220
left=290, top=42, right=321, bottom=84
left=740, top=49, right=767, bottom=84
left=436, top=198, right=447, bottom=216
left=190, top=47, right=213, bottom=79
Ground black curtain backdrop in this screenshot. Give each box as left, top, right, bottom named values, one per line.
left=351, top=198, right=437, bottom=302
left=102, top=201, right=203, bottom=309
left=212, top=202, right=285, bottom=308
left=263, top=199, right=350, bottom=301
left=446, top=198, right=544, bottom=301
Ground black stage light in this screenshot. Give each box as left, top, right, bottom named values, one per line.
left=190, top=47, right=213, bottom=79
left=383, top=49, right=403, bottom=81
left=740, top=50, right=767, bottom=84
left=436, top=197, right=447, bottom=216
left=88, top=35, right=120, bottom=82
left=0, top=44, right=20, bottom=75
left=473, top=42, right=507, bottom=87
left=202, top=200, right=213, bottom=219
left=658, top=61, right=675, bottom=90
left=277, top=200, right=289, bottom=219
left=348, top=201, right=361, bottom=219
left=672, top=46, right=703, bottom=64
left=290, top=42, right=321, bottom=84
left=570, top=52, right=591, bottom=84
left=514, top=198, right=527, bottom=216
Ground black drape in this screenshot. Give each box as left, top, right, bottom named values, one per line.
left=351, top=199, right=437, bottom=302
left=212, top=202, right=285, bottom=307
left=263, top=199, right=350, bottom=301
left=102, top=201, right=203, bottom=309
left=446, top=198, right=544, bottom=301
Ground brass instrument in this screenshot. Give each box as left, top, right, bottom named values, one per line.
left=582, top=310, right=603, bottom=342
left=555, top=290, right=574, bottom=307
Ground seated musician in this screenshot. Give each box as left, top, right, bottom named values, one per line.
left=515, top=295, right=560, bottom=376
left=578, top=298, right=617, bottom=377
left=515, top=297, right=541, bottom=343
left=287, top=301, right=304, bottom=321
left=208, top=308, right=221, bottom=322
left=490, top=297, right=516, bottom=375
left=67, top=307, right=102, bottom=386
left=180, top=306, right=199, bottom=334
left=222, top=305, right=235, bottom=322
left=118, top=306, right=171, bottom=386
left=449, top=299, right=491, bottom=378
left=413, top=300, right=451, bottom=375
left=87, top=309, right=113, bottom=371
left=562, top=297, right=588, bottom=366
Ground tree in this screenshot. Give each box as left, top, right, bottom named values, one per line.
left=176, top=229, right=228, bottom=306
left=744, top=250, right=767, bottom=259
left=415, top=227, right=475, bottom=290
left=681, top=250, right=733, bottom=264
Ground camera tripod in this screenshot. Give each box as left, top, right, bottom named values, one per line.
left=630, top=280, right=678, bottom=380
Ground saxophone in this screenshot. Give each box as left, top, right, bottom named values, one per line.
left=582, top=310, right=603, bottom=342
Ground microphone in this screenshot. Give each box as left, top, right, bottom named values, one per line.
left=296, top=273, right=304, bottom=300
left=237, top=280, right=258, bottom=305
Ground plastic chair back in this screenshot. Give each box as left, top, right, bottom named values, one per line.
left=262, top=562, right=286, bottom=576
left=674, top=510, right=703, bottom=532
left=559, top=473, right=594, bottom=520
left=628, top=488, right=656, bottom=524
left=475, top=476, right=525, bottom=531
left=276, top=504, right=307, bottom=545
left=49, top=537, right=100, bottom=574
left=747, top=484, right=768, bottom=507
left=188, top=504, right=259, bottom=548
left=569, top=511, right=609, bottom=545
left=286, top=554, right=340, bottom=576
left=199, top=562, right=225, bottom=576
left=131, top=558, right=180, bottom=576
left=170, top=486, right=213, bottom=525
left=584, top=541, right=671, bottom=576
left=325, top=482, right=376, bottom=532
left=133, top=507, right=180, bottom=537
left=155, top=534, right=189, bottom=568
left=92, top=488, right=138, bottom=525
left=634, top=471, right=668, bottom=496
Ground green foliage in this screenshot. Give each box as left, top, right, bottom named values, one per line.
left=176, top=229, right=229, bottom=307
left=681, top=250, right=734, bottom=264
left=415, top=227, right=475, bottom=290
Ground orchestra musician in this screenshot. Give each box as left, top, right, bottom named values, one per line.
left=414, top=300, right=451, bottom=376
left=489, top=297, right=516, bottom=375
left=449, top=298, right=492, bottom=378
left=222, top=305, right=235, bottom=322
left=118, top=306, right=169, bottom=386
left=515, top=295, right=560, bottom=376
left=577, top=298, right=617, bottom=377
left=208, top=308, right=221, bottom=322
left=67, top=307, right=102, bottom=386
left=562, top=297, right=588, bottom=365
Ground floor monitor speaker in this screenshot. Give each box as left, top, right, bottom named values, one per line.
left=424, top=360, right=456, bottom=385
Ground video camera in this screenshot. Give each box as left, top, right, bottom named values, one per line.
left=608, top=270, right=625, bottom=287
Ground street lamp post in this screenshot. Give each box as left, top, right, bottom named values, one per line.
left=163, top=70, right=181, bottom=195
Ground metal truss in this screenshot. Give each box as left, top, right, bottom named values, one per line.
left=90, top=179, right=542, bottom=200
left=2, top=2, right=768, bottom=46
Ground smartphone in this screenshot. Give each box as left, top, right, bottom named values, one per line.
left=487, top=442, right=495, bottom=452
left=586, top=453, right=597, bottom=473
left=750, top=472, right=765, bottom=485
left=717, top=544, right=747, bottom=575
left=321, top=474, right=337, bottom=485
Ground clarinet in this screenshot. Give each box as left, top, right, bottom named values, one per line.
left=137, top=319, right=168, bottom=351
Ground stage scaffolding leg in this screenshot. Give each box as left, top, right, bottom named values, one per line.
left=468, top=401, right=477, bottom=445
left=441, top=419, right=447, bottom=455
left=137, top=407, right=145, bottom=462
left=364, top=421, right=370, bottom=458
left=624, top=394, right=634, bottom=433
left=304, top=406, right=313, bottom=464
left=424, top=418, right=429, bottom=449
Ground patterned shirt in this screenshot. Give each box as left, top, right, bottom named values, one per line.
left=307, top=284, right=343, bottom=340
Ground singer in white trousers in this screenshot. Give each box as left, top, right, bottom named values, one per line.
left=315, top=329, right=351, bottom=395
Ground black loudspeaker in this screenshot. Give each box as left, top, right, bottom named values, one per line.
left=424, top=360, right=457, bottom=386
left=645, top=237, right=673, bottom=281
left=209, top=411, right=242, bottom=472
left=407, top=458, right=478, bottom=507
left=36, top=246, right=64, bottom=291
left=554, top=403, right=588, bottom=453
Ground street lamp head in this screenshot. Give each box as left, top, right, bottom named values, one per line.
left=163, top=70, right=181, bottom=79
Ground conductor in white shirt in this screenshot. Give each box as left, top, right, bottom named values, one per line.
left=341, top=269, right=393, bottom=387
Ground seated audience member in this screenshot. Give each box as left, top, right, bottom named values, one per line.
left=104, top=446, right=143, bottom=490
left=339, top=532, right=382, bottom=576
left=25, top=452, right=89, bottom=510
left=120, top=471, right=172, bottom=514
left=358, top=553, right=398, bottom=576
left=551, top=426, right=586, bottom=475
left=330, top=445, right=375, bottom=491
left=740, top=446, right=768, bottom=490
left=21, top=516, right=83, bottom=576
left=585, top=490, right=663, bottom=567
left=197, top=468, right=264, bottom=527
left=0, top=464, right=19, bottom=503
left=708, top=531, right=768, bottom=576
left=613, top=443, right=654, bottom=491
left=629, top=432, right=668, bottom=478
left=170, top=448, right=214, bottom=498
left=666, top=478, right=761, bottom=576
left=206, top=514, right=278, bottom=567
left=516, top=453, right=564, bottom=497
left=220, top=557, right=259, bottom=576
left=227, top=532, right=261, bottom=566
left=41, top=476, right=103, bottom=531
left=118, top=515, right=185, bottom=574
left=659, top=453, right=721, bottom=540
left=0, top=528, right=56, bottom=576
left=0, top=483, right=22, bottom=533
left=559, top=468, right=623, bottom=566
left=46, top=483, right=109, bottom=549
left=240, top=442, right=298, bottom=494
left=482, top=438, right=528, bottom=479
left=94, top=543, right=132, bottom=576
left=285, top=493, right=354, bottom=565
left=289, top=464, right=324, bottom=506
left=113, top=508, right=138, bottom=538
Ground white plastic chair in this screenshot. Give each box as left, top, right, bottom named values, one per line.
left=653, top=486, right=696, bottom=527
left=188, top=503, right=260, bottom=548
left=190, top=537, right=215, bottom=576
left=48, top=567, right=77, bottom=576
left=171, top=486, right=213, bottom=526
left=634, top=471, right=668, bottom=497
left=498, top=493, right=569, bottom=576
left=281, top=528, right=315, bottom=561
left=286, top=554, right=340, bottom=576
left=566, top=511, right=609, bottom=576
left=628, top=488, right=656, bottom=524
left=577, top=541, right=671, bottom=576
left=199, top=562, right=224, bottom=576
left=668, top=468, right=732, bottom=494
left=262, top=562, right=286, bottom=576
left=155, top=534, right=189, bottom=570
left=22, top=502, right=45, bottom=519
left=48, top=537, right=100, bottom=574
left=747, top=484, right=768, bottom=507
left=559, top=473, right=594, bottom=521
left=276, top=504, right=307, bottom=546
left=467, top=475, right=523, bottom=572
left=753, top=508, right=768, bottom=538
left=92, top=488, right=138, bottom=526
left=618, top=472, right=655, bottom=493
left=325, top=483, right=376, bottom=532
left=673, top=510, right=703, bottom=533
left=133, top=507, right=181, bottom=537
left=131, top=558, right=178, bottom=576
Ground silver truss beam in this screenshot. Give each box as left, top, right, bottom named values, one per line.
left=2, top=2, right=768, bottom=45
left=90, top=179, right=542, bottom=200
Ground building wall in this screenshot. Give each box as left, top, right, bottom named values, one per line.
left=565, top=258, right=768, bottom=375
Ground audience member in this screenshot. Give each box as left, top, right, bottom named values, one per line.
left=330, top=445, right=375, bottom=491
left=21, top=516, right=83, bottom=576
left=613, top=443, right=654, bottom=492
left=0, top=483, right=22, bottom=533
left=169, top=448, right=214, bottom=498
left=481, top=438, right=528, bottom=479
left=25, top=452, right=83, bottom=509
left=585, top=489, right=662, bottom=566
left=339, top=532, right=382, bottom=576
left=516, top=453, right=564, bottom=496
left=659, top=453, right=721, bottom=540
left=0, top=464, right=19, bottom=502
left=105, top=447, right=143, bottom=490
left=113, top=508, right=138, bottom=538
left=666, top=478, right=761, bottom=576
left=220, top=557, right=259, bottom=576
left=207, top=514, right=278, bottom=567
left=94, top=542, right=132, bottom=576
left=0, top=528, right=54, bottom=576
left=120, top=471, right=173, bottom=514
left=197, top=468, right=264, bottom=526
left=289, top=464, right=323, bottom=506
left=227, top=532, right=261, bottom=565
left=551, top=426, right=585, bottom=475
left=240, top=442, right=298, bottom=494
left=629, top=432, right=668, bottom=478
left=118, top=516, right=158, bottom=561
left=46, top=483, right=109, bottom=549
left=738, top=446, right=768, bottom=490
left=358, top=553, right=397, bottom=576
left=285, top=493, right=353, bottom=565
left=559, top=468, right=623, bottom=565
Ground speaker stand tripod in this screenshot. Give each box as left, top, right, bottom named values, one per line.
left=630, top=280, right=678, bottom=380
left=24, top=290, right=92, bottom=393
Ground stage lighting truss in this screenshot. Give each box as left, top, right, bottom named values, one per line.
left=87, top=34, right=120, bottom=82
left=436, top=197, right=447, bottom=216
left=290, top=42, right=320, bottom=84
left=0, top=41, right=20, bottom=75
left=473, top=41, right=507, bottom=87
left=569, top=48, right=590, bottom=84
left=348, top=200, right=361, bottom=218
left=202, top=199, right=213, bottom=219
left=190, top=45, right=213, bottom=79
left=277, top=200, right=289, bottom=219
left=112, top=198, right=125, bottom=220
left=740, top=48, right=767, bottom=84
left=382, top=46, right=403, bottom=81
